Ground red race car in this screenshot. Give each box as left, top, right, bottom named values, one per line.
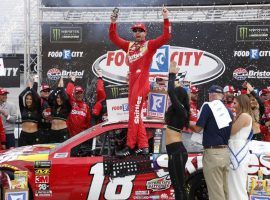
left=1, top=120, right=269, bottom=200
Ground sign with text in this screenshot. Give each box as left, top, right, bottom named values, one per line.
left=50, top=27, right=82, bottom=43
left=0, top=58, right=20, bottom=87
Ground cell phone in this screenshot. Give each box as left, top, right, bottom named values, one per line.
left=112, top=7, right=119, bottom=17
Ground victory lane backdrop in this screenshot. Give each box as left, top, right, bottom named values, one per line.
left=42, top=21, right=270, bottom=103
left=0, top=58, right=20, bottom=87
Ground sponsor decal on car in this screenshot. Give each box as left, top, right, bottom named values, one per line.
left=34, top=168, right=50, bottom=175
left=53, top=153, right=68, bottom=158
left=146, top=175, right=171, bottom=191
left=92, top=46, right=225, bottom=85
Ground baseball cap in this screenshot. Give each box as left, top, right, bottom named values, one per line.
left=40, top=84, right=51, bottom=92
left=190, top=86, right=199, bottom=93
left=131, top=23, right=147, bottom=32
left=223, top=85, right=235, bottom=93
left=208, top=85, right=223, bottom=94
left=0, top=88, right=9, bottom=95
left=74, top=86, right=84, bottom=93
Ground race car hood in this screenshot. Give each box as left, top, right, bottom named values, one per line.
left=0, top=144, right=56, bottom=163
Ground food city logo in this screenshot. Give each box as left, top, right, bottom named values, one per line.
left=234, top=49, right=270, bottom=60
left=233, top=67, right=270, bottom=80
left=47, top=68, right=84, bottom=80
left=237, top=25, right=270, bottom=41
left=0, top=58, right=19, bottom=77
left=92, top=45, right=225, bottom=85
left=48, top=50, right=83, bottom=60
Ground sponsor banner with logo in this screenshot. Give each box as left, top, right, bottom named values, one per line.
left=147, top=92, right=168, bottom=120
left=50, top=27, right=82, bottom=43
left=42, top=22, right=270, bottom=103
left=0, top=58, right=20, bottom=87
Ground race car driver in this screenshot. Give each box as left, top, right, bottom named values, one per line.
left=109, top=6, right=171, bottom=156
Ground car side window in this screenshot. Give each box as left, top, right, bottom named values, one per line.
left=70, top=127, right=167, bottom=157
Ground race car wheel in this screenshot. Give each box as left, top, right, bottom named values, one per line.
left=186, top=171, right=208, bottom=200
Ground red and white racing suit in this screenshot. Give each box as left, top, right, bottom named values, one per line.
left=66, top=82, right=91, bottom=137
left=184, top=100, right=199, bottom=133
left=261, top=100, right=270, bottom=141
left=92, top=78, right=107, bottom=123
left=0, top=116, right=6, bottom=149
left=224, top=101, right=236, bottom=116
left=109, top=19, right=171, bottom=149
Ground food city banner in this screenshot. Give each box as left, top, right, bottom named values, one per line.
left=0, top=58, right=20, bottom=87
left=42, top=22, right=270, bottom=105
left=41, top=0, right=265, bottom=7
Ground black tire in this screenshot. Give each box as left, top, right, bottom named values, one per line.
left=186, top=171, right=209, bottom=200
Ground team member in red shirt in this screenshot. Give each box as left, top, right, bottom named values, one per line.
left=109, top=6, right=171, bottom=156
left=261, top=88, right=270, bottom=141
left=190, top=86, right=200, bottom=124
left=0, top=116, right=6, bottom=150
left=66, top=75, right=91, bottom=137
left=223, top=85, right=236, bottom=115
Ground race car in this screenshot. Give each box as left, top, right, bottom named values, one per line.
left=0, top=120, right=206, bottom=200
left=0, top=120, right=269, bottom=200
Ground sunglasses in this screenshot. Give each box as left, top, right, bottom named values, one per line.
left=42, top=90, right=50, bottom=93
left=132, top=29, right=145, bottom=33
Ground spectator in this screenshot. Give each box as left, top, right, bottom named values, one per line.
left=92, top=70, right=107, bottom=125
left=0, top=88, right=17, bottom=148
left=189, top=86, right=200, bottom=125
left=33, top=76, right=52, bottom=143
left=48, top=77, right=71, bottom=143
left=190, top=85, right=233, bottom=200
left=223, top=85, right=236, bottom=115
left=66, top=75, right=91, bottom=137
left=0, top=115, right=6, bottom=150
left=18, top=80, right=42, bottom=146
left=246, top=82, right=265, bottom=140
left=261, top=88, right=270, bottom=141
left=165, top=61, right=190, bottom=200
left=109, top=6, right=171, bottom=156
left=228, top=94, right=253, bottom=200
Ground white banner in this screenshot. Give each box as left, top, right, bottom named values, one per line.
left=0, top=58, right=5, bottom=76
left=106, top=98, right=129, bottom=122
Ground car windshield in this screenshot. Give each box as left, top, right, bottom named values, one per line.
left=51, top=123, right=104, bottom=153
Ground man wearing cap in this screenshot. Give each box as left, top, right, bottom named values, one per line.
left=223, top=85, right=236, bottom=115
left=0, top=88, right=17, bottom=148
left=190, top=85, right=233, bottom=200
left=66, top=75, right=91, bottom=137
left=109, top=6, right=171, bottom=156
left=33, top=79, right=52, bottom=143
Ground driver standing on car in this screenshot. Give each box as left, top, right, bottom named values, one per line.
left=190, top=85, right=233, bottom=200
left=109, top=6, right=171, bottom=156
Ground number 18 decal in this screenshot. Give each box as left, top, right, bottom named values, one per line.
left=87, top=163, right=135, bottom=200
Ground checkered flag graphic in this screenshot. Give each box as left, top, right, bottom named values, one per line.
left=176, top=71, right=187, bottom=82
